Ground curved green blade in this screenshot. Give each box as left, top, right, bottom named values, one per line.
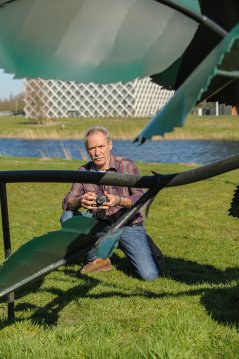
left=0, top=0, right=199, bottom=83
left=94, top=229, right=123, bottom=259
left=0, top=216, right=107, bottom=298
left=135, top=24, right=239, bottom=142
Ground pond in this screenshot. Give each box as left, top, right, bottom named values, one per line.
left=0, top=138, right=239, bottom=164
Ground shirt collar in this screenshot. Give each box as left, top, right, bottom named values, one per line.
left=90, top=154, right=116, bottom=172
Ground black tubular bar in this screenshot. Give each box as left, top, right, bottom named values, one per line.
left=0, top=0, right=20, bottom=9
left=0, top=183, right=15, bottom=320
left=0, top=153, right=239, bottom=188
left=156, top=0, right=227, bottom=37
left=0, top=152, right=239, bottom=320
left=159, top=153, right=239, bottom=187
left=0, top=184, right=11, bottom=257
left=0, top=0, right=227, bottom=37
left=110, top=184, right=164, bottom=231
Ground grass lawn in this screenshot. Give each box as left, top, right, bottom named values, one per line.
left=1, top=114, right=239, bottom=140
left=0, top=157, right=238, bottom=358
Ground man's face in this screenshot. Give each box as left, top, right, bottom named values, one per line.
left=86, top=131, right=112, bottom=170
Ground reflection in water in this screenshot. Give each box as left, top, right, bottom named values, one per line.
left=0, top=138, right=239, bottom=164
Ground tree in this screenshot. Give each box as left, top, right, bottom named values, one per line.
left=0, top=93, right=24, bottom=112
left=24, top=79, right=46, bottom=123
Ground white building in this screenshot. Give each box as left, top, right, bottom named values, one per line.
left=24, top=77, right=174, bottom=119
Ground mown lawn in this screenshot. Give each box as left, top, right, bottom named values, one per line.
left=1, top=114, right=239, bottom=140
left=0, top=157, right=238, bottom=358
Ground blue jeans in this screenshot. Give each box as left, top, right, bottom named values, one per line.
left=60, top=210, right=77, bottom=225
left=61, top=211, right=159, bottom=280
left=119, top=225, right=159, bottom=280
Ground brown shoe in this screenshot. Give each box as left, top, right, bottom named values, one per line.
left=80, top=258, right=113, bottom=274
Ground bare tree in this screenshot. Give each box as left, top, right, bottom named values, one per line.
left=0, top=93, right=24, bottom=112
left=24, top=79, right=46, bottom=123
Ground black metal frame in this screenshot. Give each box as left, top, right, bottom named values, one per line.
left=155, top=0, right=227, bottom=37
left=1, top=152, right=239, bottom=320
left=0, top=183, right=14, bottom=320
left=0, top=0, right=228, bottom=38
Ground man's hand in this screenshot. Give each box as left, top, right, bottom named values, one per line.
left=81, top=191, right=131, bottom=210
left=80, top=192, right=97, bottom=210
left=102, top=191, right=121, bottom=208
left=103, top=191, right=132, bottom=209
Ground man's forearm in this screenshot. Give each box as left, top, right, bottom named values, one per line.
left=119, top=196, right=132, bottom=209
left=66, top=196, right=82, bottom=210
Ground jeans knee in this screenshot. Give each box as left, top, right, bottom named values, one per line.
left=60, top=210, right=74, bottom=225
left=138, top=268, right=159, bottom=281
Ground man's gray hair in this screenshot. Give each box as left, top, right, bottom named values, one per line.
left=84, top=126, right=111, bottom=149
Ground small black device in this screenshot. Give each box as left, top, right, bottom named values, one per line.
left=95, top=195, right=108, bottom=206
left=95, top=195, right=109, bottom=221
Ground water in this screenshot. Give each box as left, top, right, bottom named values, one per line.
left=0, top=138, right=239, bottom=164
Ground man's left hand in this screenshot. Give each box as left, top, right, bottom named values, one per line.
left=102, top=191, right=121, bottom=208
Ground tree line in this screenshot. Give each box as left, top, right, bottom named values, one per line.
left=0, top=93, right=24, bottom=112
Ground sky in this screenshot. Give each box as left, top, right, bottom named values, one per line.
left=0, top=68, right=24, bottom=100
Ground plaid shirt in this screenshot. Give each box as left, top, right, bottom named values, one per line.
left=62, top=154, right=144, bottom=224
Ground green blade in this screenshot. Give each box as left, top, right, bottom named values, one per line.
left=0, top=0, right=199, bottom=83
left=94, top=229, right=123, bottom=259
left=135, top=24, right=239, bottom=142
left=0, top=216, right=107, bottom=298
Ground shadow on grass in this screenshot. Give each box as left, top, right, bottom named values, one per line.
left=163, top=256, right=239, bottom=285
left=163, top=256, right=239, bottom=326
left=200, top=285, right=239, bottom=325
left=0, top=272, right=102, bottom=328
left=112, top=253, right=239, bottom=285
left=0, top=255, right=238, bottom=328
left=112, top=253, right=239, bottom=326
left=0, top=277, right=44, bottom=326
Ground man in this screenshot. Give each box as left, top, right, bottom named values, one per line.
left=61, top=126, right=160, bottom=280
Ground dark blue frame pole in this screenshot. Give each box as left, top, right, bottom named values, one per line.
left=0, top=183, right=15, bottom=320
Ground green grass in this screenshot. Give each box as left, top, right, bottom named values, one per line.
left=0, top=157, right=238, bottom=358
left=1, top=114, right=239, bottom=140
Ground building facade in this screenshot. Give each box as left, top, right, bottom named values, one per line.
left=24, top=77, right=174, bottom=119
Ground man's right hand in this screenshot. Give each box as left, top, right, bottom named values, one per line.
left=81, top=192, right=97, bottom=210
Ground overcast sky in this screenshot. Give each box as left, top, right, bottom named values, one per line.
left=0, top=68, right=24, bottom=100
